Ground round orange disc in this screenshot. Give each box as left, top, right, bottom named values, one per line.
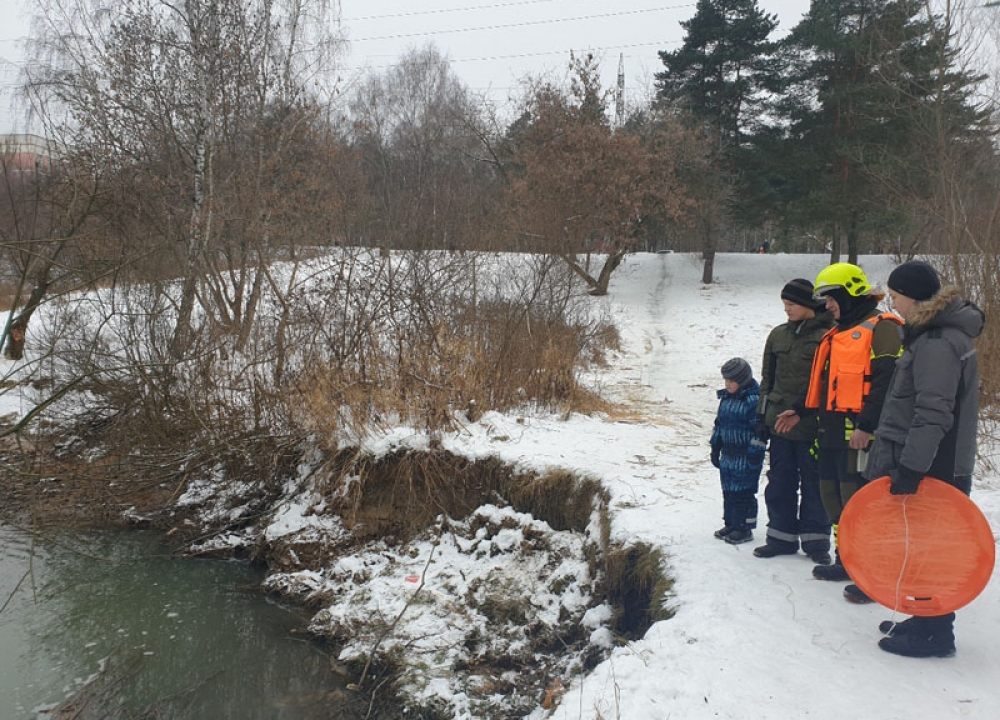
left=839, top=476, right=996, bottom=616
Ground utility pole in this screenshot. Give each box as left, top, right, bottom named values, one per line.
left=615, top=53, right=625, bottom=129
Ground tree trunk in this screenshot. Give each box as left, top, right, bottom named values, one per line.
left=846, top=210, right=860, bottom=265
left=3, top=243, right=64, bottom=360
left=701, top=219, right=717, bottom=284
left=591, top=247, right=626, bottom=296
left=4, top=278, right=50, bottom=361
left=829, top=221, right=842, bottom=263
left=701, top=250, right=716, bottom=284
left=170, top=129, right=210, bottom=359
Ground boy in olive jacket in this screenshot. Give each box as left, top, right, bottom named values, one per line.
left=754, top=279, right=835, bottom=562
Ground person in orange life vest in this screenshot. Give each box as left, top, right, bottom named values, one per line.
left=803, top=263, right=903, bottom=604
left=864, top=261, right=984, bottom=658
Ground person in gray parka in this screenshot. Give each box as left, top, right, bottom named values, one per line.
left=863, top=260, right=985, bottom=659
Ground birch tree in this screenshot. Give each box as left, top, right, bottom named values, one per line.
left=22, top=0, right=341, bottom=358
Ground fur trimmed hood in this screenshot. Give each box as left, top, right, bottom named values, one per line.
left=904, top=286, right=985, bottom=342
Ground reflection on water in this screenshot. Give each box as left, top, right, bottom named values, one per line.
left=0, top=525, right=346, bottom=719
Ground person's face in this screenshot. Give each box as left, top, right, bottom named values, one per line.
left=823, top=294, right=841, bottom=320
left=724, top=379, right=741, bottom=394
left=888, top=289, right=917, bottom=321
left=783, top=299, right=815, bottom=322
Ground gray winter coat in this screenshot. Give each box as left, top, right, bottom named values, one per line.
left=865, top=287, right=984, bottom=484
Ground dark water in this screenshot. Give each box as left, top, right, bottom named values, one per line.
left=0, top=525, right=346, bottom=719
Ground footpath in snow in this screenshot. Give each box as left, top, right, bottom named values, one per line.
left=454, top=252, right=1000, bottom=720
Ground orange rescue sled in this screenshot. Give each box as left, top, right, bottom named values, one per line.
left=839, top=476, right=996, bottom=616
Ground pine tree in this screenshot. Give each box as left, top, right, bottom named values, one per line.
left=773, top=0, right=990, bottom=260
left=655, top=0, right=780, bottom=152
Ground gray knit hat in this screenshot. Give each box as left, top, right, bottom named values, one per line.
left=721, top=357, right=753, bottom=388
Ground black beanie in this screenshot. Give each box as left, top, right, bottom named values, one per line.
left=721, top=357, right=753, bottom=388
left=888, top=261, right=941, bottom=301
left=781, top=278, right=820, bottom=310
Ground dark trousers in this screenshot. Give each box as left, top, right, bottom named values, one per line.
left=722, top=488, right=758, bottom=531
left=909, top=477, right=971, bottom=634
left=762, top=437, right=831, bottom=554
left=818, top=448, right=866, bottom=526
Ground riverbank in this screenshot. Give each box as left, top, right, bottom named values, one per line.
left=4, top=252, right=999, bottom=720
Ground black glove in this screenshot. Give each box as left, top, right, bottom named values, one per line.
left=890, top=466, right=924, bottom=495
left=754, top=419, right=770, bottom=442
left=710, top=445, right=721, bottom=469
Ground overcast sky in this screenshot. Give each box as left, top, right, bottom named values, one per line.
left=0, top=0, right=810, bottom=135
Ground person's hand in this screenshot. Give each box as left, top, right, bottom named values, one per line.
left=710, top=445, right=721, bottom=468
left=774, top=409, right=799, bottom=435
left=754, top=419, right=770, bottom=442
left=890, top=466, right=924, bottom=495
left=849, top=428, right=872, bottom=450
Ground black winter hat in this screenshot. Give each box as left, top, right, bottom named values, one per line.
left=781, top=278, right=821, bottom=310
left=888, top=261, right=941, bottom=301
left=721, top=357, right=753, bottom=388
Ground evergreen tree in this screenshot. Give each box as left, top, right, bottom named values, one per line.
left=773, top=0, right=989, bottom=260
left=655, top=0, right=780, bottom=151
left=655, top=0, right=781, bottom=279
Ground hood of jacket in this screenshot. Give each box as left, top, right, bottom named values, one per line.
left=836, top=294, right=881, bottom=330
left=904, top=286, right=985, bottom=344
left=717, top=378, right=760, bottom=400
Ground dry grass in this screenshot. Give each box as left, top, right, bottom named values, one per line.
left=295, top=301, right=620, bottom=439
left=602, top=542, right=675, bottom=639
left=315, top=448, right=608, bottom=546
left=948, top=254, right=1000, bottom=418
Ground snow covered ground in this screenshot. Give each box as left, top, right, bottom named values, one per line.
left=5, top=250, right=998, bottom=719
left=436, top=252, right=1000, bottom=720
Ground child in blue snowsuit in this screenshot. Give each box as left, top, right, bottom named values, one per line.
left=710, top=358, right=766, bottom=544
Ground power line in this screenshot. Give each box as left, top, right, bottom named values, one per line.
left=448, top=38, right=679, bottom=65
left=352, top=6, right=689, bottom=43
left=345, top=0, right=695, bottom=23
left=345, top=0, right=564, bottom=22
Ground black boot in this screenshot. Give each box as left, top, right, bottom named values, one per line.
left=879, top=633, right=955, bottom=658
left=813, top=551, right=849, bottom=581
left=878, top=613, right=955, bottom=658
left=878, top=615, right=956, bottom=658
left=843, top=584, right=874, bottom=604
left=753, top=543, right=797, bottom=558
left=724, top=528, right=753, bottom=545
left=879, top=616, right=920, bottom=637
left=807, top=550, right=832, bottom=565
left=714, top=525, right=734, bottom=539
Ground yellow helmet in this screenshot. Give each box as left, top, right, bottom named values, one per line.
left=814, top=263, right=871, bottom=298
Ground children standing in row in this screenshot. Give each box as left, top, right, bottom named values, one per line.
left=710, top=358, right=766, bottom=544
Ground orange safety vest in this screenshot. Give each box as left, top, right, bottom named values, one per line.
left=805, top=312, right=902, bottom=414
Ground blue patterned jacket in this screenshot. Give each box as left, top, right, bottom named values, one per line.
left=711, top=379, right=766, bottom=485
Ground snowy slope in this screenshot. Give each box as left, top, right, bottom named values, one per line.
left=480, top=252, right=1000, bottom=720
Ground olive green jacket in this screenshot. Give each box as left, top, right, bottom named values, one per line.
left=757, top=313, right=834, bottom=443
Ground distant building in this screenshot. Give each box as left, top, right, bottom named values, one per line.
left=0, top=133, right=63, bottom=175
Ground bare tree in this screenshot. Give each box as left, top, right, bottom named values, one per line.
left=0, top=136, right=107, bottom=361
left=507, top=55, right=698, bottom=295
left=348, top=45, right=505, bottom=253
left=22, top=0, right=341, bottom=358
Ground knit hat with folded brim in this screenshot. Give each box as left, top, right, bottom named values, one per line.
left=721, top=357, right=753, bottom=388
left=781, top=278, right=823, bottom=311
